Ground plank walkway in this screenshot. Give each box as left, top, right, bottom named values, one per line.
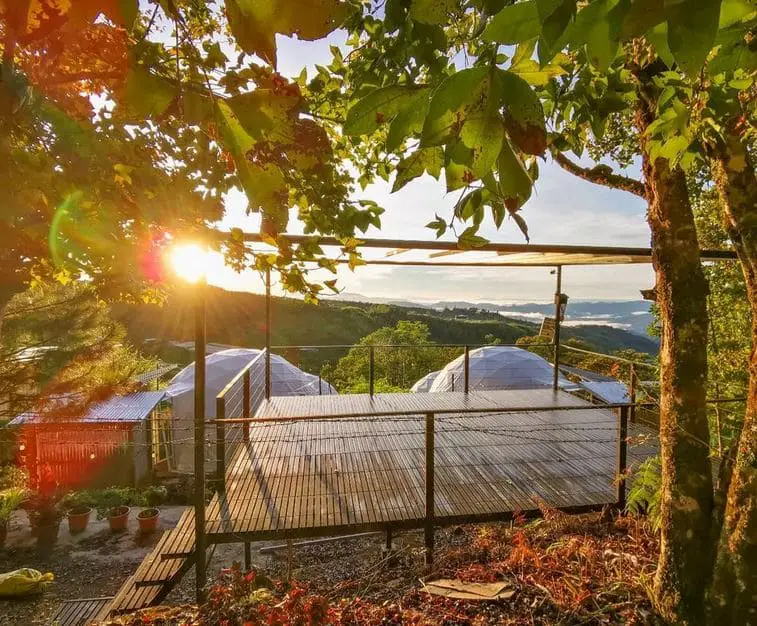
left=207, top=391, right=654, bottom=539
left=93, top=389, right=656, bottom=622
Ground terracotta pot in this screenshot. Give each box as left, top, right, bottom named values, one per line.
left=137, top=508, right=160, bottom=534
left=67, top=505, right=92, bottom=534
left=0, top=519, right=7, bottom=548
left=107, top=506, right=130, bottom=532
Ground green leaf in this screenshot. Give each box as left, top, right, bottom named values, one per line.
left=646, top=22, right=675, bottom=66
left=123, top=68, right=177, bottom=118
left=444, top=141, right=475, bottom=191
left=499, top=70, right=547, bottom=155
left=216, top=101, right=288, bottom=227
left=719, top=0, right=756, bottom=28
left=509, top=58, right=566, bottom=85
left=216, top=99, right=256, bottom=195
left=666, top=0, right=722, bottom=76
left=181, top=90, right=214, bottom=126
left=458, top=226, right=490, bottom=249
left=422, top=67, right=498, bottom=146
left=569, top=0, right=622, bottom=71
left=408, top=0, right=456, bottom=24
left=460, top=110, right=504, bottom=178
left=392, top=147, right=444, bottom=192
left=537, top=0, right=576, bottom=63
left=386, top=90, right=431, bottom=152
left=426, top=215, right=448, bottom=237
left=225, top=0, right=350, bottom=66
left=345, top=85, right=429, bottom=136
left=621, top=0, right=665, bottom=38
left=228, top=90, right=300, bottom=142
left=483, top=1, right=542, bottom=44
left=497, top=137, right=533, bottom=212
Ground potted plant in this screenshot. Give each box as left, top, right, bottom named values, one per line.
left=107, top=504, right=130, bottom=532
left=0, top=487, right=26, bottom=548
left=137, top=485, right=166, bottom=534
left=26, top=466, right=63, bottom=550
left=62, top=491, right=94, bottom=534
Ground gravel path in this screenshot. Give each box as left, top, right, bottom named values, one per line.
left=0, top=506, right=465, bottom=625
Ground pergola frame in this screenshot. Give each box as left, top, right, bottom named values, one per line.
left=189, top=233, right=737, bottom=600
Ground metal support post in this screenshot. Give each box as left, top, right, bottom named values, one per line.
left=424, top=412, right=435, bottom=566
left=463, top=346, right=470, bottom=393
left=265, top=268, right=271, bottom=400
left=616, top=405, right=629, bottom=510
left=369, top=346, right=375, bottom=396
left=552, top=266, right=563, bottom=391
left=215, top=397, right=226, bottom=491
left=193, top=278, right=207, bottom=603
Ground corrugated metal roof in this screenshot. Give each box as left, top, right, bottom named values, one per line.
left=8, top=391, right=167, bottom=426
left=135, top=365, right=178, bottom=385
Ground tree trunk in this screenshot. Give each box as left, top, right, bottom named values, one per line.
left=634, top=69, right=714, bottom=625
left=708, top=132, right=757, bottom=624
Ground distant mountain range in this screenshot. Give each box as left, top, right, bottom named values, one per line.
left=336, top=294, right=656, bottom=338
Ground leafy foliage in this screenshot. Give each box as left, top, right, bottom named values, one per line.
left=627, top=455, right=662, bottom=531
left=0, top=283, right=157, bottom=420
left=327, top=321, right=459, bottom=391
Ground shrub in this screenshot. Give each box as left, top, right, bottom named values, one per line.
left=626, top=455, right=661, bottom=530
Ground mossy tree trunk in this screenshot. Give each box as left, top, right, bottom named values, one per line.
left=708, top=131, right=757, bottom=625
left=634, top=67, right=714, bottom=626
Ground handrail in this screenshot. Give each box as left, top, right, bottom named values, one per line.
left=559, top=344, right=657, bottom=368
left=270, top=342, right=553, bottom=350
left=208, top=396, right=745, bottom=425
left=216, top=349, right=267, bottom=401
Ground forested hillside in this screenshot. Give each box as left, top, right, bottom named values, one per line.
left=112, top=287, right=658, bottom=372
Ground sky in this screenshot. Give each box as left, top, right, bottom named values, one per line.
left=202, top=31, right=655, bottom=305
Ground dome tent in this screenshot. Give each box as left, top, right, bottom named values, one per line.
left=167, top=348, right=335, bottom=472
left=411, top=370, right=440, bottom=393
left=428, top=346, right=573, bottom=392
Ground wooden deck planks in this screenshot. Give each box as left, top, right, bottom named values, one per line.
left=204, top=391, right=655, bottom=539
left=101, top=389, right=656, bottom=621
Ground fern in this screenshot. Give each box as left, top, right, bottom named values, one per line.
left=627, top=455, right=662, bottom=531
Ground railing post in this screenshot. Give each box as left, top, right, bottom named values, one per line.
left=463, top=346, right=469, bottom=393
left=369, top=345, right=375, bottom=397
left=193, top=278, right=207, bottom=603
left=629, top=364, right=637, bottom=423
left=424, top=412, right=435, bottom=566
left=216, top=397, right=226, bottom=492
left=616, top=405, right=629, bottom=510
left=553, top=265, right=563, bottom=391
left=243, top=370, right=250, bottom=444
left=265, top=268, right=271, bottom=401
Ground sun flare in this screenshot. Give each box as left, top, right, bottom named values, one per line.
left=169, top=243, right=209, bottom=283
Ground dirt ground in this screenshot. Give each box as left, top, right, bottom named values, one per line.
left=0, top=506, right=438, bottom=625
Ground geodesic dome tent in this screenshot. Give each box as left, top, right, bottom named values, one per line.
left=411, top=370, right=440, bottom=393
left=428, top=346, right=574, bottom=392
left=166, top=348, right=336, bottom=472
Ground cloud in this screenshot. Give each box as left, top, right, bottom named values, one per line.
left=210, top=38, right=655, bottom=302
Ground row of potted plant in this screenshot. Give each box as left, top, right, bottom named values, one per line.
left=61, top=484, right=168, bottom=535
left=0, top=476, right=168, bottom=549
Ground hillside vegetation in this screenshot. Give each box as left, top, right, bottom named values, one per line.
left=112, top=287, right=658, bottom=373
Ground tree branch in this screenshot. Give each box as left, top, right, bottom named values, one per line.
left=551, top=150, right=645, bottom=198
left=43, top=70, right=124, bottom=86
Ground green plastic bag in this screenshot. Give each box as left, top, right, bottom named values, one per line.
left=0, top=568, right=54, bottom=597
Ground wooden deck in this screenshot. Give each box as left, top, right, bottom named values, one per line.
left=253, top=389, right=596, bottom=419
left=206, top=390, right=655, bottom=540
left=98, top=389, right=655, bottom=620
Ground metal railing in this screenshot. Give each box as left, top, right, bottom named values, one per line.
left=210, top=399, right=634, bottom=562
left=273, top=342, right=554, bottom=396
left=215, top=349, right=267, bottom=489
